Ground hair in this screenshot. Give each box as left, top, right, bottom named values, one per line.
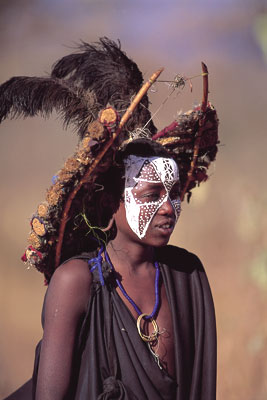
left=119, top=138, right=172, bottom=161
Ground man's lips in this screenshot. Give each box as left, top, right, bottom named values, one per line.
left=154, top=218, right=176, bottom=230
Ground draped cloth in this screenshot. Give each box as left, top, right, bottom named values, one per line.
left=9, top=245, right=216, bottom=400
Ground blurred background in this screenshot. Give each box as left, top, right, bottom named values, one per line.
left=0, top=0, right=267, bottom=398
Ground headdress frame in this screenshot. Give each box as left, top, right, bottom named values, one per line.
left=0, top=39, right=219, bottom=281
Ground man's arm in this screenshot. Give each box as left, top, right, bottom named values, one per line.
left=35, top=259, right=92, bottom=400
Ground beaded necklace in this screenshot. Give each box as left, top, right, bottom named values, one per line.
left=88, top=246, right=163, bottom=368
left=104, top=249, right=161, bottom=343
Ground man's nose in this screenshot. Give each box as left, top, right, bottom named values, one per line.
left=157, top=197, right=174, bottom=215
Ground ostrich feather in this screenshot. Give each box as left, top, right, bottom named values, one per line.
left=51, top=37, right=156, bottom=135
left=0, top=76, right=99, bottom=137
left=0, top=38, right=156, bottom=139
left=51, top=38, right=143, bottom=106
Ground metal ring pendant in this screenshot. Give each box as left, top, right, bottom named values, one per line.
left=136, top=313, right=159, bottom=342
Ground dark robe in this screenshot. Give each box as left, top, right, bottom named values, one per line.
left=5, top=245, right=217, bottom=400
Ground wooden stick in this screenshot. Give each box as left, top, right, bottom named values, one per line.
left=55, top=67, right=164, bottom=268
left=118, top=68, right=164, bottom=131
left=152, top=120, right=179, bottom=140
left=180, top=62, right=209, bottom=201
left=201, top=62, right=209, bottom=112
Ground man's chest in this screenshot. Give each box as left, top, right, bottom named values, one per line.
left=115, top=275, right=175, bottom=377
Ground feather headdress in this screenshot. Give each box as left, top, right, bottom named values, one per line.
left=0, top=38, right=219, bottom=281
left=0, top=38, right=155, bottom=138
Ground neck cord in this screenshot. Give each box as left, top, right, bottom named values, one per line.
left=89, top=247, right=163, bottom=367
left=104, top=249, right=160, bottom=320
left=104, top=248, right=161, bottom=345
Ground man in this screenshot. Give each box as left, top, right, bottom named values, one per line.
left=1, top=39, right=218, bottom=399
left=31, top=139, right=216, bottom=399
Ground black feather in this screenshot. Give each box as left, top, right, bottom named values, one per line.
left=0, top=76, right=99, bottom=137
left=52, top=37, right=156, bottom=135
left=0, top=38, right=156, bottom=138
left=52, top=38, right=142, bottom=105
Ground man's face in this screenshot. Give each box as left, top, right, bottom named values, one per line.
left=114, top=156, right=181, bottom=247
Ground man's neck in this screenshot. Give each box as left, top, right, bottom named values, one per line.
left=106, top=234, right=154, bottom=274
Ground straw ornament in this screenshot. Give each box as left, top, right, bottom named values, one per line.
left=28, top=232, right=43, bottom=250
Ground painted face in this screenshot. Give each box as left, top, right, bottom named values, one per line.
left=124, top=155, right=181, bottom=239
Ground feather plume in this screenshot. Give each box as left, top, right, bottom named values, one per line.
left=0, top=76, right=68, bottom=118
left=0, top=76, right=100, bottom=137
left=52, top=38, right=143, bottom=105
left=0, top=38, right=156, bottom=137
left=51, top=37, right=156, bottom=135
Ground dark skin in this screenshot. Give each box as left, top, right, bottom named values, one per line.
left=107, top=180, right=180, bottom=378
left=36, top=179, right=179, bottom=399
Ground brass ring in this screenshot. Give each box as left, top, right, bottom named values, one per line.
left=136, top=313, right=159, bottom=342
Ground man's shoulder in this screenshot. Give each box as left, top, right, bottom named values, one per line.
left=156, top=244, right=204, bottom=274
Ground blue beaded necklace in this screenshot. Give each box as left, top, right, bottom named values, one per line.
left=104, top=249, right=161, bottom=344
left=104, top=249, right=160, bottom=320
left=89, top=246, right=162, bottom=366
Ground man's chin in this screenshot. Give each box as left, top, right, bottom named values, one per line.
left=141, top=233, right=171, bottom=248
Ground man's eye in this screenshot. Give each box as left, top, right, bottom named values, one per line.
left=141, top=192, right=160, bottom=201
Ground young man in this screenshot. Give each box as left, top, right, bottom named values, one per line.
left=33, top=140, right=216, bottom=399
left=1, top=38, right=218, bottom=399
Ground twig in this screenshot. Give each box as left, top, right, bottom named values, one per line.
left=180, top=62, right=209, bottom=201
left=152, top=121, right=179, bottom=140
left=118, top=68, right=164, bottom=131
left=201, top=62, right=209, bottom=112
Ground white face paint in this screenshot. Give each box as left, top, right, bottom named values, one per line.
left=124, top=155, right=181, bottom=239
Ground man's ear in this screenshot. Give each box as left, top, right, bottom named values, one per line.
left=101, top=216, right=115, bottom=232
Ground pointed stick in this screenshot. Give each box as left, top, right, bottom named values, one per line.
left=180, top=62, right=209, bottom=201
left=55, top=67, right=164, bottom=268
left=118, top=68, right=164, bottom=131
left=201, top=62, right=209, bottom=112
